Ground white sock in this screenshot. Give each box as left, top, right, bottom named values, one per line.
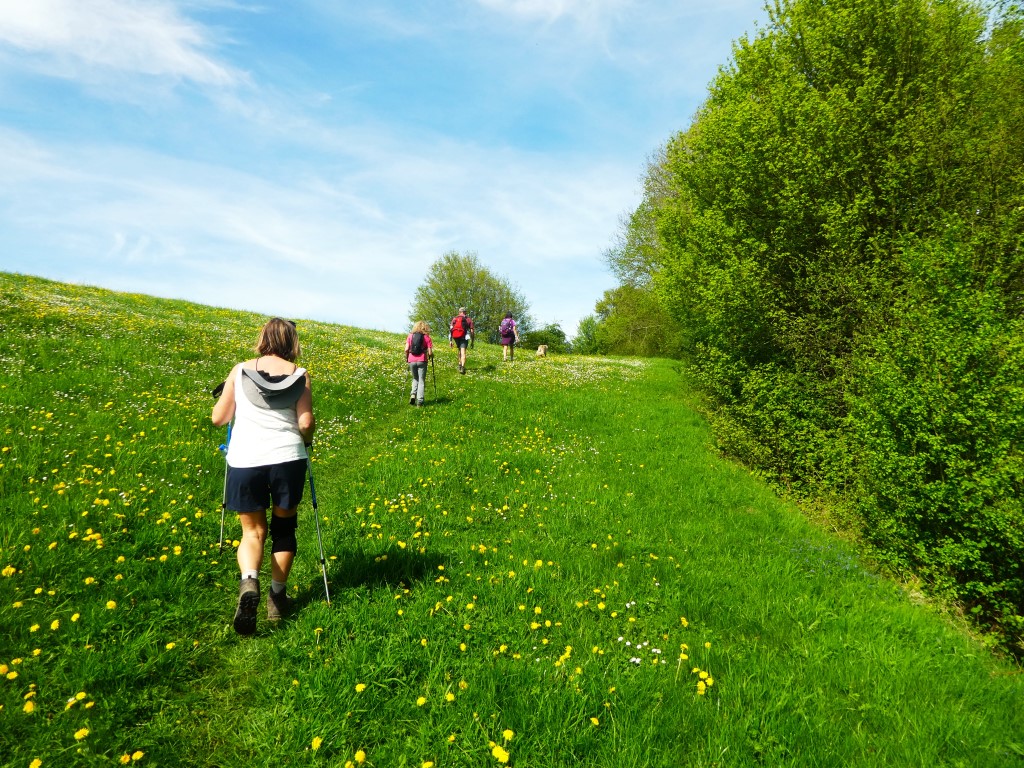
left=271, top=579, right=287, bottom=594
left=241, top=570, right=259, bottom=581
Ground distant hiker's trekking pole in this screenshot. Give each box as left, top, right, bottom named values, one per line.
left=430, top=354, right=437, bottom=400
left=305, top=451, right=331, bottom=605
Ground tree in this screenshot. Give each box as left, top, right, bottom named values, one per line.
left=520, top=323, right=570, bottom=353
left=593, top=285, right=683, bottom=358
left=572, top=315, right=605, bottom=355
left=604, top=145, right=674, bottom=289
left=409, top=251, right=532, bottom=344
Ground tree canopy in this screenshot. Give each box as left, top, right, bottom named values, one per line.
left=408, top=251, right=532, bottom=344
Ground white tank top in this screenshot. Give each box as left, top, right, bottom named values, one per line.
left=226, top=365, right=308, bottom=468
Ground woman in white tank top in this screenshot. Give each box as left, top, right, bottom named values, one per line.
left=212, top=318, right=315, bottom=635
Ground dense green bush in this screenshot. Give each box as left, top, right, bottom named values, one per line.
left=847, top=232, right=1024, bottom=639
left=618, top=0, right=1024, bottom=651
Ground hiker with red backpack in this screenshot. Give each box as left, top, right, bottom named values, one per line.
left=449, top=307, right=475, bottom=374
left=405, top=320, right=434, bottom=406
left=499, top=312, right=520, bottom=362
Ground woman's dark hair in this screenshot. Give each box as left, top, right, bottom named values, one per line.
left=504, top=311, right=513, bottom=318
left=256, top=318, right=300, bottom=361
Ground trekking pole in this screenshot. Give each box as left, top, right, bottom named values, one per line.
left=218, top=423, right=232, bottom=553
left=211, top=380, right=231, bottom=554
left=305, top=452, right=331, bottom=605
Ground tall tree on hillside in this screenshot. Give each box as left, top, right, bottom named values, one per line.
left=606, top=146, right=674, bottom=289
left=594, top=146, right=683, bottom=358
left=409, top=251, right=532, bottom=344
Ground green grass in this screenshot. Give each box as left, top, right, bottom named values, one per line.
left=1, top=272, right=1022, bottom=768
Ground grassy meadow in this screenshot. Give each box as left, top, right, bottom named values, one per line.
left=1, top=272, right=1022, bottom=768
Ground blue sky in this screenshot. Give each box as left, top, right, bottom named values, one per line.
left=0, top=0, right=767, bottom=337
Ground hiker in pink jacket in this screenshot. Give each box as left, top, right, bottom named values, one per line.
left=405, top=320, right=434, bottom=406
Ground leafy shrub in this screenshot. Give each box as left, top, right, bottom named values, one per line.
left=847, top=234, right=1024, bottom=646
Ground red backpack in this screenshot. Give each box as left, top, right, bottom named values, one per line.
left=451, top=315, right=471, bottom=338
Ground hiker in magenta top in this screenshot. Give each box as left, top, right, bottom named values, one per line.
left=211, top=318, right=315, bottom=636
left=498, top=311, right=520, bottom=362
left=449, top=306, right=475, bottom=374
left=405, top=320, right=434, bottom=407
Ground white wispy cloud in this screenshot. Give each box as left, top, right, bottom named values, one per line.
left=0, top=0, right=241, bottom=85
left=0, top=123, right=628, bottom=332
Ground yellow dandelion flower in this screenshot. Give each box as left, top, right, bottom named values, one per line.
left=71, top=613, right=80, bottom=622
left=131, top=751, right=144, bottom=761
left=312, top=736, right=323, bottom=751
left=354, top=749, right=366, bottom=764
left=106, top=600, right=117, bottom=609
left=423, top=762, right=435, bottom=768
left=416, top=696, right=427, bottom=706
left=74, top=727, right=89, bottom=740
left=50, top=619, right=59, bottom=631
left=165, top=642, right=176, bottom=650
left=491, top=745, right=510, bottom=763
left=30, top=761, right=42, bottom=768
left=445, top=692, right=455, bottom=702
left=1, top=565, right=15, bottom=577
left=355, top=683, right=367, bottom=693
left=120, top=755, right=131, bottom=765
left=590, top=717, right=600, bottom=726
left=502, top=729, right=515, bottom=741
left=23, top=700, right=35, bottom=713
left=30, top=624, right=39, bottom=632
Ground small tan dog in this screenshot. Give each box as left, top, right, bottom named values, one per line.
left=536, top=345, right=548, bottom=357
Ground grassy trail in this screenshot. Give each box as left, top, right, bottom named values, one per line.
left=1, top=273, right=1022, bottom=767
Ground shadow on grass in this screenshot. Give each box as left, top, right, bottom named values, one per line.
left=296, top=547, right=447, bottom=609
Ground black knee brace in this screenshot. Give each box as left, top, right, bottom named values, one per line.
left=269, top=514, right=298, bottom=554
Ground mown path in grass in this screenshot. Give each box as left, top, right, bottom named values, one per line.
left=1, top=273, right=1022, bottom=768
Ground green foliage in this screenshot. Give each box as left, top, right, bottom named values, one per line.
left=847, top=232, right=1024, bottom=632
left=408, top=251, right=532, bottom=343
left=631, top=0, right=1024, bottom=649
left=591, top=284, right=685, bottom=358
left=605, top=147, right=674, bottom=289
left=572, top=314, right=605, bottom=355
left=519, top=323, right=570, bottom=353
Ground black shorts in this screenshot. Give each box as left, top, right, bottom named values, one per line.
left=226, top=459, right=307, bottom=512
left=452, top=336, right=470, bottom=349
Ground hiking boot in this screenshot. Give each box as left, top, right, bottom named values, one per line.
left=267, top=587, right=294, bottom=621
left=409, top=396, right=416, bottom=405
left=459, top=364, right=466, bottom=374
left=417, top=400, right=425, bottom=407
left=233, top=577, right=259, bottom=635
